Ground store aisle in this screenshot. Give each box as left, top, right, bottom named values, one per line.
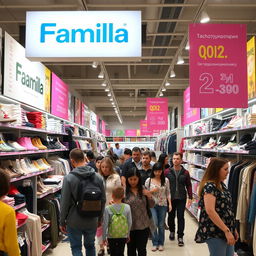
left=45, top=212, right=208, bottom=256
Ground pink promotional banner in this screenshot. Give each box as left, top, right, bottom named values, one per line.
left=146, top=98, right=168, bottom=130
left=105, top=129, right=111, bottom=136
left=189, top=24, right=247, bottom=108
left=102, top=121, right=106, bottom=136
left=81, top=103, right=85, bottom=126
left=125, top=129, right=137, bottom=136
left=183, top=87, right=200, bottom=125
left=51, top=73, right=69, bottom=120
left=140, top=120, right=153, bottom=136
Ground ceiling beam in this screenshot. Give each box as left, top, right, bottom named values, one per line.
left=0, top=4, right=78, bottom=9
left=87, top=3, right=198, bottom=8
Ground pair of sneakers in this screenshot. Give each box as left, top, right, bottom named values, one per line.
left=169, top=232, right=184, bottom=247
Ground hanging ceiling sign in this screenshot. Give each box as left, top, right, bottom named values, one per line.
left=25, top=11, right=141, bottom=62
left=189, top=24, right=247, bottom=108
left=146, top=98, right=168, bottom=130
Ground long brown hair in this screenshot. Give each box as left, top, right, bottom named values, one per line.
left=198, top=158, right=228, bottom=197
left=99, top=157, right=116, bottom=176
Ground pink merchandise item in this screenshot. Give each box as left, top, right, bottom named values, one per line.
left=17, top=137, right=38, bottom=151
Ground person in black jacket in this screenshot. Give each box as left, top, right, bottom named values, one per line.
left=86, top=150, right=97, bottom=172
left=165, top=152, right=192, bottom=247
left=121, top=147, right=142, bottom=186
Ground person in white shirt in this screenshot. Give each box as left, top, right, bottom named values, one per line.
left=113, top=143, right=123, bottom=158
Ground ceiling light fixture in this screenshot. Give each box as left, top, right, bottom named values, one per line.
left=98, top=70, right=104, bottom=79
left=101, top=81, right=107, bottom=87
left=105, top=88, right=110, bottom=92
left=162, top=88, right=166, bottom=92
left=111, top=102, right=115, bottom=105
left=92, top=61, right=98, bottom=68
left=107, top=93, right=111, bottom=97
left=170, top=70, right=176, bottom=78
left=159, top=92, right=163, bottom=97
left=165, top=81, right=171, bottom=86
left=110, top=98, right=113, bottom=101
left=185, top=41, right=190, bottom=50
left=200, top=11, right=210, bottom=23
left=177, top=55, right=184, bottom=65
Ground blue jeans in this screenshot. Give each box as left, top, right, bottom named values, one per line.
left=151, top=205, right=167, bottom=247
left=67, top=226, right=96, bottom=256
left=206, top=238, right=234, bottom=256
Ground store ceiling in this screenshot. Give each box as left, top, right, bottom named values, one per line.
left=0, top=0, right=256, bottom=126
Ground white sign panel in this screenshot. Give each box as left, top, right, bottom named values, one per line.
left=4, top=32, right=51, bottom=111
left=90, top=111, right=97, bottom=132
left=25, top=11, right=141, bottom=61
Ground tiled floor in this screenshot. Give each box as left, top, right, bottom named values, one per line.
left=45, top=212, right=208, bottom=256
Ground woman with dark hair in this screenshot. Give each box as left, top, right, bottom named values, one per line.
left=95, top=155, right=104, bottom=172
left=158, top=153, right=170, bottom=169
left=145, top=163, right=172, bottom=251
left=0, top=171, right=20, bottom=256
left=195, top=158, right=239, bottom=256
left=124, top=167, right=155, bottom=256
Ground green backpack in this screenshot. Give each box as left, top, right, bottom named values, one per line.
left=108, top=204, right=129, bottom=238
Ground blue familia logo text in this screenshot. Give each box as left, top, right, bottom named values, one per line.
left=40, top=23, right=128, bottom=43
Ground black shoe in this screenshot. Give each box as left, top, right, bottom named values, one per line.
left=178, top=238, right=184, bottom=246
left=107, top=246, right=110, bottom=255
left=169, top=232, right=175, bottom=241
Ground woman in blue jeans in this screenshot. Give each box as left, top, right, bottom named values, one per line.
left=195, top=158, right=239, bottom=256
left=145, top=162, right=172, bottom=252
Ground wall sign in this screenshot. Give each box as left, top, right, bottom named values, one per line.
left=51, top=73, right=69, bottom=119
left=75, top=98, right=82, bottom=124
left=146, top=98, right=168, bottom=130
left=183, top=87, right=200, bottom=126
left=125, top=129, right=137, bottom=137
left=25, top=11, right=141, bottom=61
left=189, top=24, right=247, bottom=108
left=4, top=32, right=51, bottom=111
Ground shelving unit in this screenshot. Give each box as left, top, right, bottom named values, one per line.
left=11, top=169, right=53, bottom=183
left=13, top=202, right=26, bottom=211
left=37, top=186, right=62, bottom=199
left=42, top=242, right=51, bottom=253
left=41, top=224, right=51, bottom=232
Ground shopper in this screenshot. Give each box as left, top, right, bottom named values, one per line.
left=150, top=151, right=157, bottom=165
left=140, top=151, right=153, bottom=185
left=86, top=150, right=97, bottom=172
left=60, top=148, right=106, bottom=256
left=97, top=157, right=121, bottom=256
left=113, top=143, right=123, bottom=158
left=123, top=148, right=132, bottom=161
left=95, top=156, right=104, bottom=172
left=195, top=158, right=239, bottom=256
left=0, top=171, right=20, bottom=256
left=145, top=162, right=172, bottom=252
left=103, top=186, right=132, bottom=256
left=165, top=152, right=192, bottom=246
left=124, top=167, right=155, bottom=256
left=158, top=153, right=170, bottom=169
left=121, top=147, right=142, bottom=186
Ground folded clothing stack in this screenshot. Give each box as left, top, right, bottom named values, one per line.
left=8, top=185, right=26, bottom=205
left=2, top=195, right=15, bottom=207
left=26, top=112, right=44, bottom=129
left=16, top=212, right=28, bottom=227
left=247, top=114, right=256, bottom=125
left=21, top=109, right=34, bottom=127
left=46, top=118, right=64, bottom=133
left=1, top=104, right=22, bottom=125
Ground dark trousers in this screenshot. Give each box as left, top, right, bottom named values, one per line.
left=108, top=238, right=126, bottom=256
left=168, top=199, right=186, bottom=238
left=127, top=228, right=150, bottom=256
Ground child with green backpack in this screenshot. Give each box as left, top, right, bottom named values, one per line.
left=103, top=186, right=132, bottom=256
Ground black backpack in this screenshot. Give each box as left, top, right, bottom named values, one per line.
left=70, top=172, right=103, bottom=217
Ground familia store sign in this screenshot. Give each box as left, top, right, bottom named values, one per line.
left=4, top=32, right=51, bottom=112
left=25, top=11, right=141, bottom=61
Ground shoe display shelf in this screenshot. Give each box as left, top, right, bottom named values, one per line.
left=41, top=223, right=51, bottom=233
left=183, top=160, right=207, bottom=169
left=0, top=148, right=68, bottom=157
left=10, top=169, right=53, bottom=183
left=37, top=185, right=62, bottom=200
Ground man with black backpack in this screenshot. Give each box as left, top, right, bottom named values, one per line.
left=60, top=148, right=106, bottom=256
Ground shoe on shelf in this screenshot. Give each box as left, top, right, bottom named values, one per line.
left=169, top=232, right=175, bottom=241
left=158, top=246, right=164, bottom=251
left=97, top=248, right=105, bottom=256
left=178, top=238, right=184, bottom=247
left=8, top=141, right=26, bottom=151
left=151, top=247, right=158, bottom=252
